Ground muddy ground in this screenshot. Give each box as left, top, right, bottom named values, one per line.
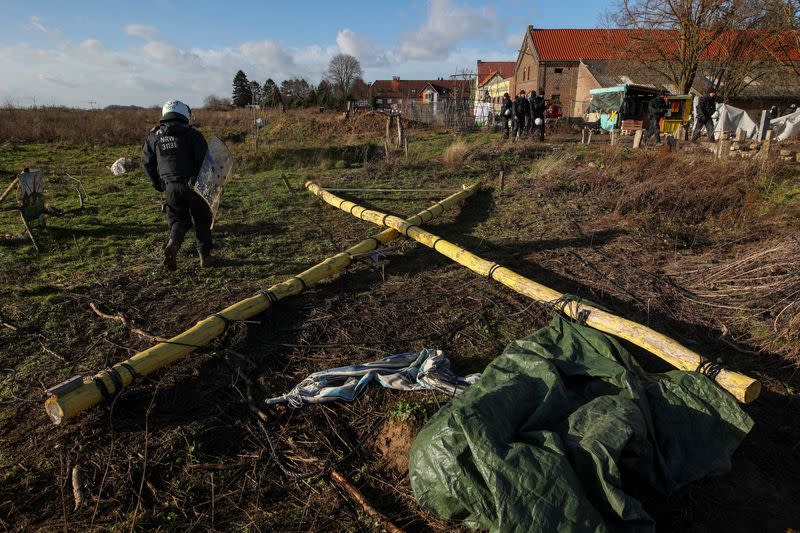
left=1, top=128, right=799, bottom=532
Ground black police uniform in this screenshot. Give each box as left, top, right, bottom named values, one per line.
left=142, top=114, right=211, bottom=254
left=642, top=96, right=669, bottom=144
left=692, top=94, right=717, bottom=142
left=513, top=96, right=530, bottom=138
left=530, top=94, right=547, bottom=142
left=500, top=96, right=514, bottom=139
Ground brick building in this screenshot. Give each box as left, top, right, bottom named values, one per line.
left=369, top=76, right=471, bottom=109
left=512, top=27, right=800, bottom=117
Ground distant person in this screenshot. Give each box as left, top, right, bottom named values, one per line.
left=142, top=100, right=212, bottom=271
left=529, top=89, right=548, bottom=142
left=500, top=92, right=514, bottom=139
left=642, top=91, right=670, bottom=145
left=770, top=105, right=779, bottom=119
left=513, top=89, right=530, bottom=139
left=692, top=87, right=717, bottom=143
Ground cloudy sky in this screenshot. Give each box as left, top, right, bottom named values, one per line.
left=0, top=0, right=603, bottom=108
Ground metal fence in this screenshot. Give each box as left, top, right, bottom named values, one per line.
left=402, top=99, right=477, bottom=131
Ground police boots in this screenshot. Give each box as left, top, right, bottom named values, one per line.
left=163, top=240, right=179, bottom=271
left=199, top=249, right=215, bottom=268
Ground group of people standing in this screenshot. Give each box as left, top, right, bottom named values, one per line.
left=500, top=89, right=548, bottom=141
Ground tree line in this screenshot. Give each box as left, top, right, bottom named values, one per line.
left=205, top=53, right=368, bottom=110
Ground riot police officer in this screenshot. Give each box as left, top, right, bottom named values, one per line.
left=142, top=100, right=212, bottom=270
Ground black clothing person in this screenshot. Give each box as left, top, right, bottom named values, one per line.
left=500, top=93, right=514, bottom=139
left=642, top=92, right=670, bottom=145
left=692, top=87, right=717, bottom=143
left=513, top=90, right=530, bottom=139
left=142, top=100, right=212, bottom=271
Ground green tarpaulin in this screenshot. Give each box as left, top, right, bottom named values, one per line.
left=409, top=315, right=753, bottom=532
left=588, top=91, right=625, bottom=114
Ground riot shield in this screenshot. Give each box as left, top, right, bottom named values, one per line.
left=17, top=169, right=45, bottom=224
left=193, top=136, right=233, bottom=228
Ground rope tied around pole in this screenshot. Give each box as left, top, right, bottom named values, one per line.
left=550, top=295, right=591, bottom=325
left=696, top=359, right=725, bottom=381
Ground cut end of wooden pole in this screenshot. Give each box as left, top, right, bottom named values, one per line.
left=45, top=397, right=65, bottom=425
left=740, top=380, right=761, bottom=404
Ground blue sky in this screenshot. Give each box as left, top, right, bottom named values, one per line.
left=0, top=0, right=607, bottom=107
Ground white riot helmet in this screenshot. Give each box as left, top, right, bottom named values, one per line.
left=535, top=118, right=544, bottom=126
left=162, top=100, right=191, bottom=121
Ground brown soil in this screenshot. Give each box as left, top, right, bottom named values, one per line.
left=375, top=418, right=417, bottom=475
left=1, top=139, right=799, bottom=532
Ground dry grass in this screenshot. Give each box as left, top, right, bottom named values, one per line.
left=441, top=139, right=470, bottom=170
left=0, top=107, right=388, bottom=147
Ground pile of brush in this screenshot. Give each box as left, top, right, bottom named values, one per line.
left=674, top=236, right=800, bottom=360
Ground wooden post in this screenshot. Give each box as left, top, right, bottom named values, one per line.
left=760, top=130, right=773, bottom=159
left=581, top=128, right=586, bottom=144
left=588, top=130, right=594, bottom=144
left=610, top=129, right=618, bottom=146
left=717, top=139, right=730, bottom=160
left=499, top=171, right=505, bottom=193
left=396, top=115, right=403, bottom=147
left=632, top=129, right=643, bottom=149
left=385, top=116, right=391, bottom=146
left=404, top=136, right=409, bottom=157
left=735, top=128, right=746, bottom=142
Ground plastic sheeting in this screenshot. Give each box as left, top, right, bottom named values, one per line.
left=194, top=136, right=233, bottom=225
left=589, top=91, right=625, bottom=114
left=769, top=109, right=800, bottom=141
left=266, top=349, right=480, bottom=408
left=714, top=103, right=758, bottom=139
left=409, top=315, right=753, bottom=532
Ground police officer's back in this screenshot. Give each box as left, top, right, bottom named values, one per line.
left=142, top=100, right=212, bottom=271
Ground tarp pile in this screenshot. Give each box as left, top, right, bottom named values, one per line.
left=409, top=315, right=753, bottom=532
left=267, top=349, right=480, bottom=407
left=714, top=103, right=758, bottom=139
left=769, top=109, right=800, bottom=141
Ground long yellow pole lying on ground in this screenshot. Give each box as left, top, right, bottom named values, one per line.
left=305, top=181, right=761, bottom=404
left=43, top=184, right=479, bottom=424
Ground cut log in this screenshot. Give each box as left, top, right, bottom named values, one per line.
left=43, top=185, right=478, bottom=424
left=305, top=182, right=761, bottom=404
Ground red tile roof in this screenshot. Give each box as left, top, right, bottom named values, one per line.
left=477, top=61, right=515, bottom=83
left=370, top=78, right=471, bottom=99
left=529, top=28, right=800, bottom=62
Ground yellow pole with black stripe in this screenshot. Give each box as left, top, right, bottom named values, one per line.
left=305, top=181, right=760, bottom=404
left=43, top=184, right=479, bottom=424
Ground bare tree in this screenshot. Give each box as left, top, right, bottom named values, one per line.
left=326, top=54, right=363, bottom=103
left=700, top=0, right=788, bottom=99
left=612, top=0, right=738, bottom=93
left=762, top=0, right=800, bottom=77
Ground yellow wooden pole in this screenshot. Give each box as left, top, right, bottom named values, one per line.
left=305, top=181, right=761, bottom=404
left=43, top=184, right=479, bottom=424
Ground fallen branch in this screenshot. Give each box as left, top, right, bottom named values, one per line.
left=330, top=470, right=405, bottom=533
left=89, top=303, right=167, bottom=342
left=65, top=173, right=87, bottom=209
left=18, top=211, right=39, bottom=253
left=0, top=177, right=19, bottom=205
left=72, top=466, right=84, bottom=510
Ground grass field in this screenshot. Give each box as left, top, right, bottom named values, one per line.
left=1, top=112, right=799, bottom=531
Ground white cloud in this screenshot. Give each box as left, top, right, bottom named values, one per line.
left=124, top=24, right=160, bottom=41
left=400, top=0, right=500, bottom=61
left=336, top=29, right=390, bottom=68
left=26, top=16, right=48, bottom=33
